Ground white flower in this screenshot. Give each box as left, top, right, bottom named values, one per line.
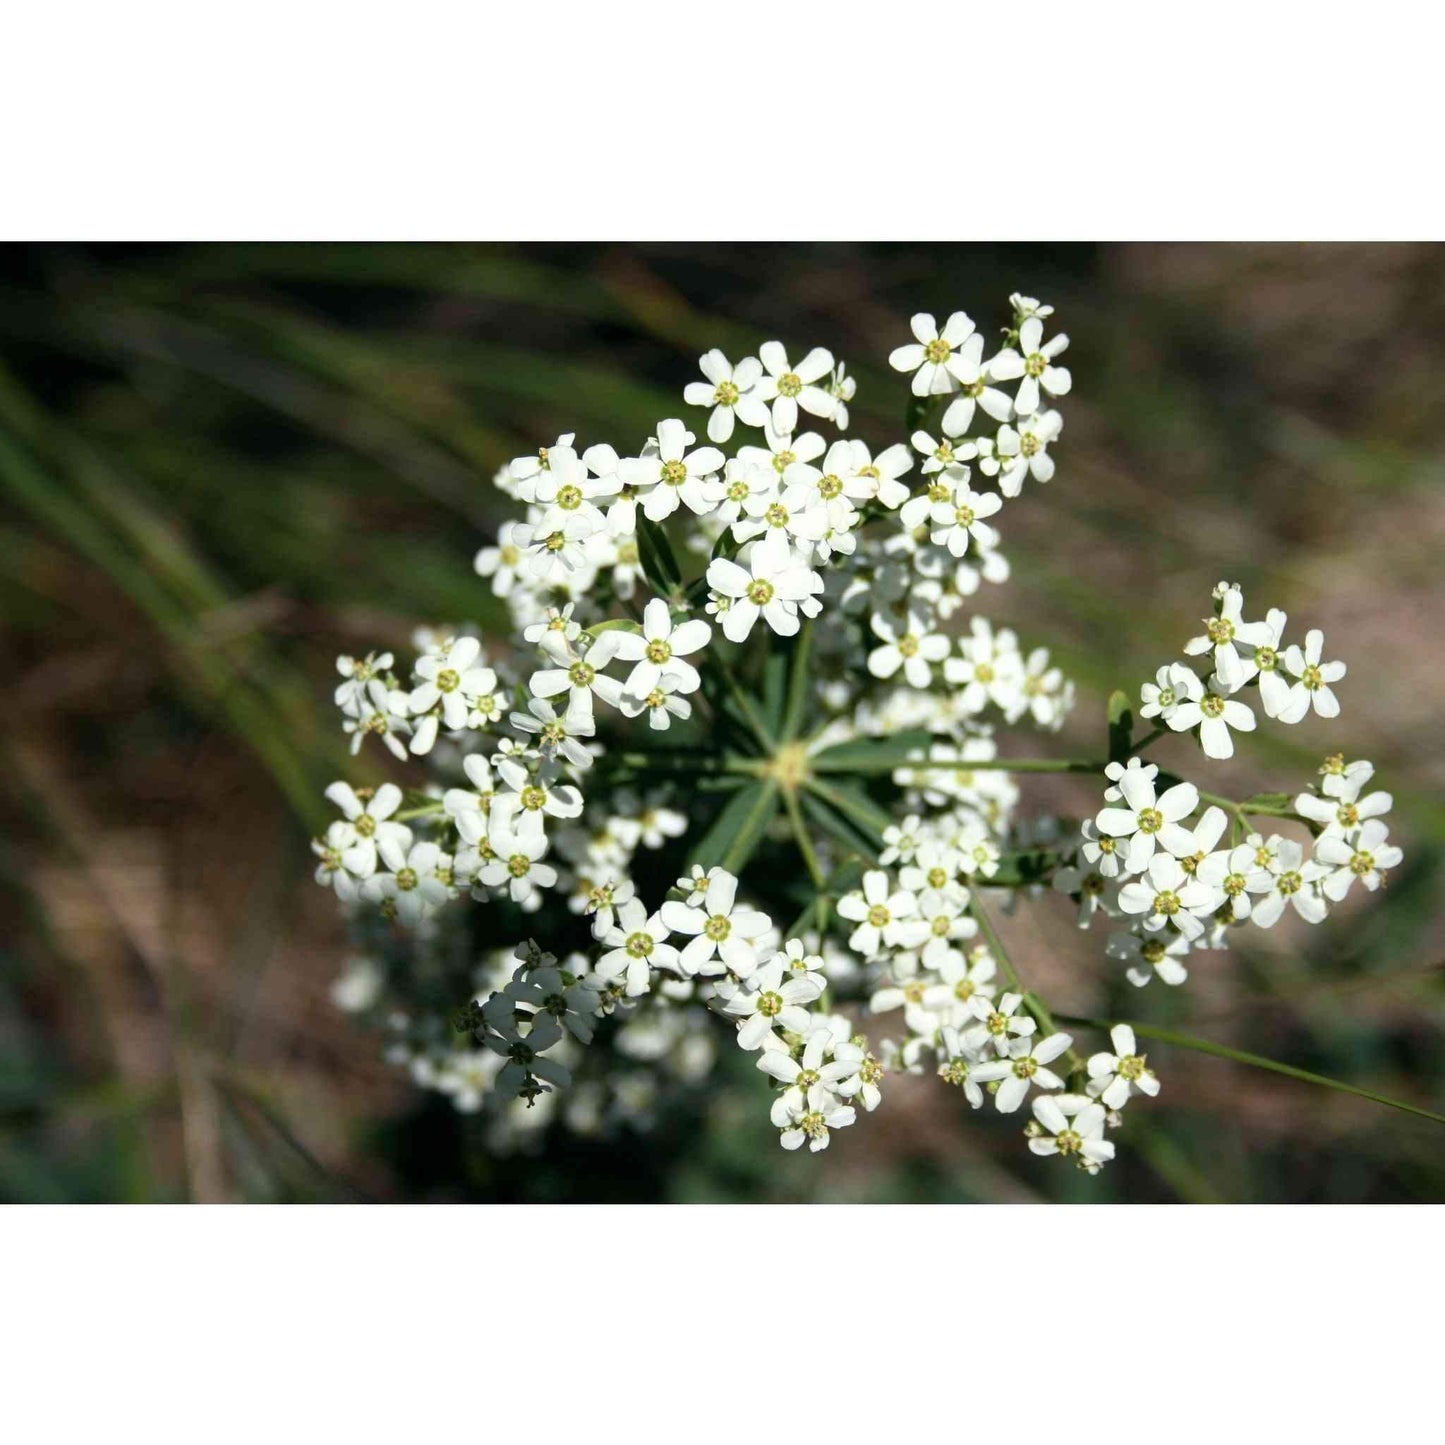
left=988, top=411, right=1063, bottom=497
left=508, top=696, right=595, bottom=770
left=705, top=533, right=824, bottom=644
left=944, top=616, right=1025, bottom=714
left=1139, top=662, right=1198, bottom=726
left=524, top=604, right=583, bottom=661
left=867, top=609, right=950, bottom=688
left=964, top=990, right=1037, bottom=1055
left=363, top=838, right=452, bottom=925
left=1196, top=843, right=1275, bottom=922
left=773, top=1092, right=857, bottom=1153
left=772, top=938, right=827, bottom=978
left=1117, top=854, right=1221, bottom=941
left=753, top=341, right=836, bottom=434
left=480, top=998, right=569, bottom=1097
left=940, top=345, right=1029, bottom=434
left=888, top=311, right=980, bottom=397
left=927, top=473, right=1003, bottom=557
left=1280, top=629, right=1346, bottom=721
left=527, top=632, right=625, bottom=726
left=971, top=1031, right=1072, bottom=1113
left=1086, top=1024, right=1160, bottom=1109
left=911, top=428, right=977, bottom=475
left=659, top=868, right=772, bottom=978
left=732, top=480, right=830, bottom=554
left=1028, top=1094, right=1115, bottom=1170
left=841, top=439, right=913, bottom=510
left=618, top=419, right=725, bottom=523
left=610, top=598, right=711, bottom=698
left=490, top=757, right=584, bottom=831
left=837, top=871, right=926, bottom=957
left=1319, top=755, right=1374, bottom=800
left=1167, top=674, right=1256, bottom=760
left=477, top=814, right=557, bottom=906
left=826, top=362, right=857, bottom=430
left=683, top=349, right=767, bottom=442
left=1107, top=929, right=1193, bottom=988
left=406, top=636, right=498, bottom=751
left=1000, top=314, right=1072, bottom=416
left=342, top=678, right=411, bottom=761
left=595, top=897, right=678, bottom=996
left=1294, top=782, right=1392, bottom=840
left=1313, top=820, right=1402, bottom=900
left=334, top=650, right=394, bottom=715
left=1094, top=767, right=1200, bottom=873
left=322, top=781, right=410, bottom=877
left=1243, top=839, right=1328, bottom=928
left=619, top=675, right=694, bottom=731
left=474, top=521, right=525, bottom=597
left=1183, top=584, right=1276, bottom=690
left=720, top=956, right=825, bottom=1048
left=1239, top=607, right=1294, bottom=719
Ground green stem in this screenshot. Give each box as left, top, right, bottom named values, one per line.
left=712, top=643, right=775, bottom=751
left=780, top=619, right=814, bottom=744
left=813, top=754, right=1111, bottom=777
left=802, top=777, right=890, bottom=845
left=781, top=786, right=827, bottom=889
left=394, top=801, right=446, bottom=822
left=969, top=894, right=1086, bottom=1079
left=1131, top=725, right=1169, bottom=753
left=1053, top=1016, right=1445, bottom=1128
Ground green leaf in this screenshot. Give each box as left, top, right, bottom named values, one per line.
left=761, top=649, right=788, bottom=734
left=799, top=788, right=878, bottom=861
left=803, top=777, right=891, bottom=848
left=1107, top=690, right=1133, bottom=763
left=810, top=729, right=934, bottom=774
left=689, top=779, right=779, bottom=873
left=586, top=618, right=642, bottom=636
left=1054, top=1017, right=1445, bottom=1129
left=637, top=514, right=682, bottom=599
left=1240, top=791, right=1294, bottom=811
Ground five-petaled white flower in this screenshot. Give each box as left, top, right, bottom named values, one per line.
left=1095, top=768, right=1200, bottom=873
left=1028, top=1093, right=1114, bottom=1170
left=1250, top=838, right=1329, bottom=927
left=683, top=349, right=767, bottom=442
left=721, top=957, right=826, bottom=1048
left=595, top=898, right=678, bottom=996
left=971, top=1031, right=1072, bottom=1113
left=753, top=341, right=836, bottom=435
left=1314, top=820, right=1402, bottom=900
left=927, top=473, right=1003, bottom=557
left=889, top=311, right=981, bottom=397
left=611, top=599, right=711, bottom=698
left=1000, top=314, right=1072, bottom=416
left=1086, top=1024, right=1161, bottom=1109
left=837, top=870, right=927, bottom=957
left=867, top=609, right=950, bottom=688
left=1280, top=629, right=1346, bottom=721
left=1183, top=584, right=1275, bottom=690
left=1168, top=674, right=1256, bottom=760
left=1117, top=853, right=1221, bottom=940
left=659, top=868, right=773, bottom=978
left=705, top=533, right=824, bottom=644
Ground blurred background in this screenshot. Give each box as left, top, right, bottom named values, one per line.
left=1, top=242, right=1441, bottom=1203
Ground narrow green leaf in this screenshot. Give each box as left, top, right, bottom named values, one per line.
left=799, top=788, right=878, bottom=862
left=761, top=649, right=788, bottom=734
left=1107, top=689, right=1133, bottom=763
left=779, top=619, right=813, bottom=743
left=1057, top=1016, right=1445, bottom=1127
left=1240, top=791, right=1294, bottom=811
left=637, top=514, right=683, bottom=599
left=803, top=777, right=891, bottom=849
left=689, top=779, right=779, bottom=873
left=809, top=729, right=935, bottom=774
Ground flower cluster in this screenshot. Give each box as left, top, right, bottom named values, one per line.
left=311, top=293, right=1402, bottom=1180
